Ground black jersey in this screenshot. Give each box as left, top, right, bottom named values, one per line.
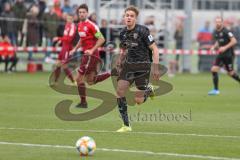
left=213, top=27, right=235, bottom=57
left=119, top=24, right=155, bottom=63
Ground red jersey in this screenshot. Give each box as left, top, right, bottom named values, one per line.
left=78, top=19, right=101, bottom=51
left=58, top=22, right=76, bottom=48
left=0, top=41, right=14, bottom=57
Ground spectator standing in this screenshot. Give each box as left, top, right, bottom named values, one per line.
left=12, top=0, right=27, bottom=46
left=0, top=2, right=17, bottom=46
left=43, top=5, right=59, bottom=63
left=37, top=0, right=46, bottom=46
left=168, top=21, right=183, bottom=76
left=26, top=4, right=40, bottom=61
left=197, top=21, right=213, bottom=49
left=53, top=0, right=62, bottom=18
left=233, top=19, right=240, bottom=72
left=89, top=12, right=97, bottom=24
left=62, top=0, right=73, bottom=14
left=174, top=22, right=184, bottom=59
left=197, top=21, right=213, bottom=71
left=100, top=19, right=115, bottom=71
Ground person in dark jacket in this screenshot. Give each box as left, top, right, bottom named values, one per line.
left=37, top=0, right=46, bottom=46
left=43, top=5, right=59, bottom=63
left=12, top=0, right=27, bottom=46
left=26, top=4, right=40, bottom=61
left=0, top=2, right=17, bottom=46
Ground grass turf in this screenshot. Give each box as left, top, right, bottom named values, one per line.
left=0, top=72, right=239, bottom=160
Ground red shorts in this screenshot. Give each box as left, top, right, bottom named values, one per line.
left=78, top=51, right=102, bottom=75
left=58, top=46, right=72, bottom=64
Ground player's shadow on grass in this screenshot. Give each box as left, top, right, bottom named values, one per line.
left=49, top=54, right=173, bottom=121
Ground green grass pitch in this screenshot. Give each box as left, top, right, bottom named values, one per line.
left=0, top=72, right=239, bottom=160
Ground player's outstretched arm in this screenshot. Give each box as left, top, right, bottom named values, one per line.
left=149, top=43, right=160, bottom=80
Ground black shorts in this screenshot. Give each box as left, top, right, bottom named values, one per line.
left=118, top=62, right=151, bottom=90
left=214, top=56, right=234, bottom=72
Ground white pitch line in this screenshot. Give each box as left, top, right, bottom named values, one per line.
left=0, top=127, right=240, bottom=139
left=0, top=141, right=239, bottom=160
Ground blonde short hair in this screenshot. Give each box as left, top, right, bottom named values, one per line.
left=125, top=5, right=139, bottom=17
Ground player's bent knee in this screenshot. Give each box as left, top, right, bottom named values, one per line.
left=86, top=77, right=96, bottom=85
left=87, top=81, right=95, bottom=85
left=76, top=76, right=84, bottom=84
left=56, top=62, right=61, bottom=67
left=62, top=64, right=68, bottom=69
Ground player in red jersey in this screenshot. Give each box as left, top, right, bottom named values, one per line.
left=70, top=4, right=111, bottom=108
left=52, top=13, right=76, bottom=84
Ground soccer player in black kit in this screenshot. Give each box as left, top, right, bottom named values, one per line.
left=208, top=17, right=240, bottom=95
left=115, top=6, right=160, bottom=132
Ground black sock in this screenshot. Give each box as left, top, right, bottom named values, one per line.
left=143, top=86, right=152, bottom=102
left=231, top=73, right=240, bottom=83
left=212, top=72, right=219, bottom=90
left=117, top=97, right=129, bottom=127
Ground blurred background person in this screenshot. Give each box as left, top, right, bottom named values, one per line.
left=37, top=0, right=47, bottom=46
left=0, top=34, right=18, bottom=72
left=156, top=23, right=168, bottom=66
left=53, top=0, right=62, bottom=18
left=57, top=12, right=68, bottom=40
left=26, top=4, right=40, bottom=61
left=168, top=20, right=183, bottom=76
left=144, top=16, right=157, bottom=39
left=0, top=2, right=17, bottom=46
left=43, top=5, right=59, bottom=63
left=232, top=19, right=240, bottom=72
left=174, top=20, right=183, bottom=61
left=197, top=21, right=213, bottom=72
left=197, top=21, right=213, bottom=49
left=12, top=0, right=27, bottom=46
left=89, top=12, right=97, bottom=24
left=0, top=35, right=4, bottom=70
left=62, top=0, right=73, bottom=14
left=99, top=19, right=115, bottom=71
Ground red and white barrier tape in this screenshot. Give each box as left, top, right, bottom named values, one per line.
left=0, top=46, right=240, bottom=55
left=0, top=46, right=62, bottom=52
left=0, top=47, right=107, bottom=53
left=158, top=49, right=240, bottom=55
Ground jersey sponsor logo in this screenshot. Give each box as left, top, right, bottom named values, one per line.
left=131, top=42, right=138, bottom=47
left=79, top=32, right=87, bottom=37
left=220, top=32, right=223, bottom=37
left=219, top=39, right=224, bottom=43
left=148, top=35, right=154, bottom=42
left=83, top=26, right=88, bottom=31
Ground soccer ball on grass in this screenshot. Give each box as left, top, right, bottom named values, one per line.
left=75, top=136, right=96, bottom=156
